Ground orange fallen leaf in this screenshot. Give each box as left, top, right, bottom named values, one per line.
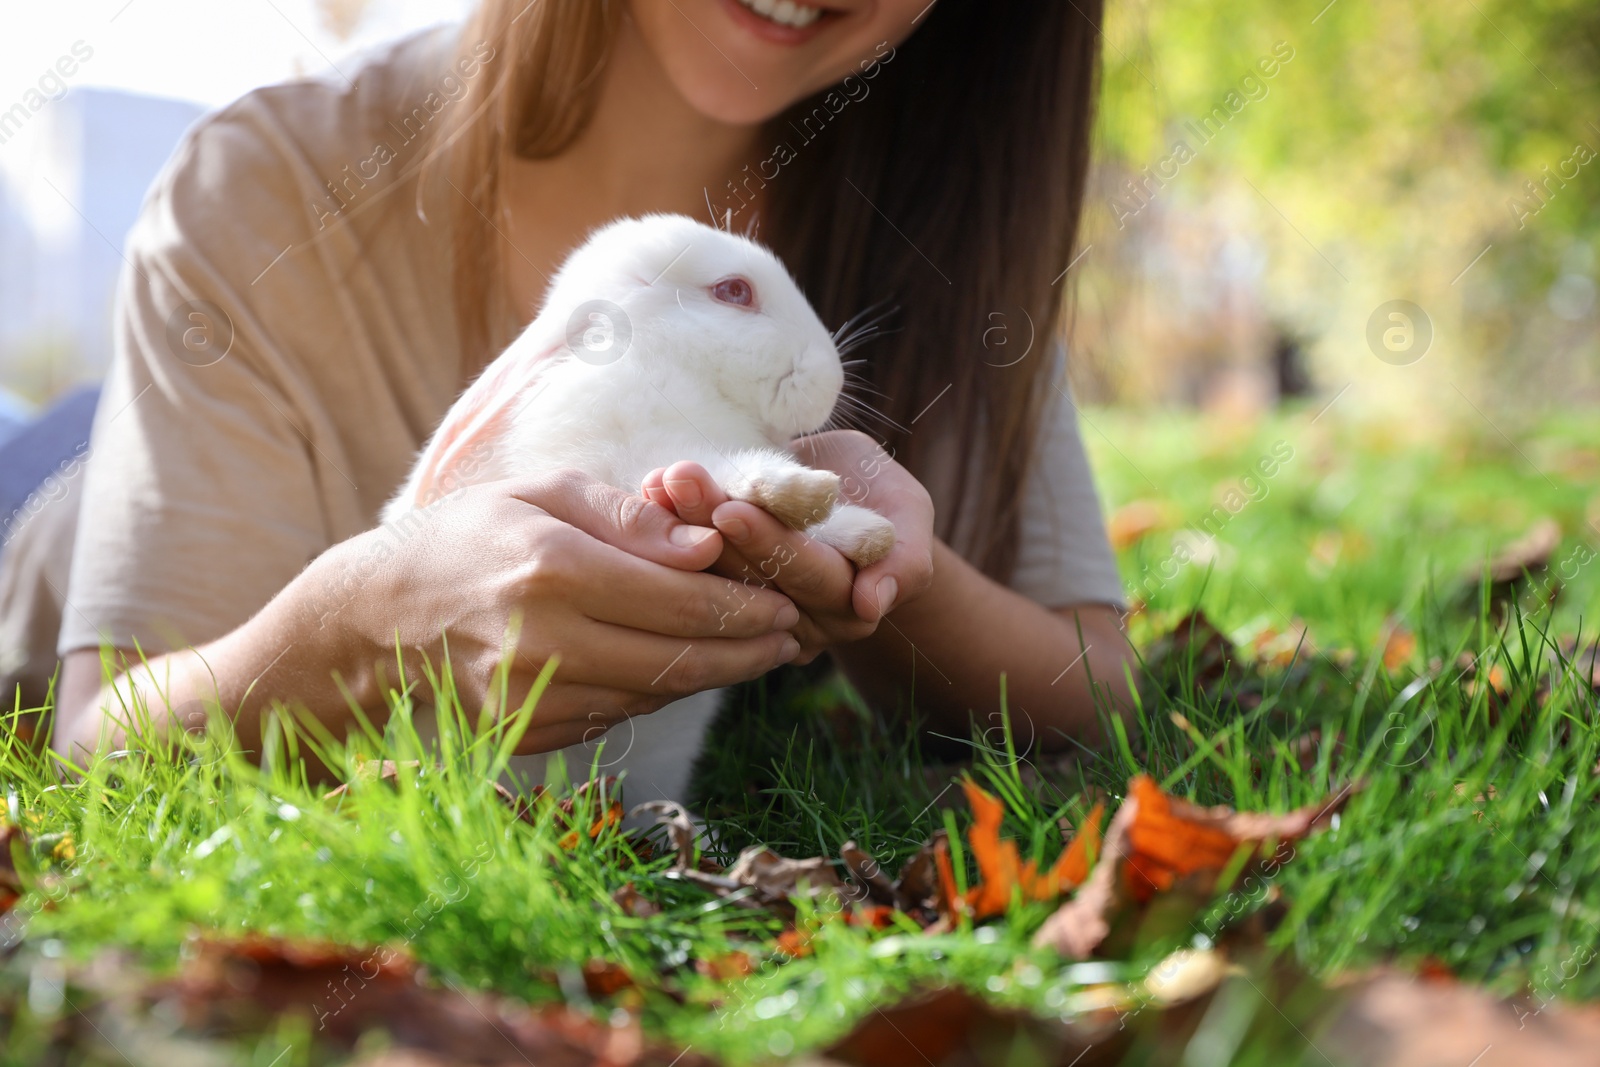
left=580, top=959, right=634, bottom=997
left=775, top=928, right=814, bottom=958
left=1034, top=776, right=1358, bottom=958
left=1251, top=619, right=1314, bottom=670
left=1122, top=777, right=1249, bottom=902
left=557, top=801, right=623, bottom=849
left=841, top=904, right=896, bottom=930
left=1035, top=802, right=1104, bottom=896
left=960, top=780, right=1022, bottom=918
left=954, top=780, right=1104, bottom=920
left=1107, top=500, right=1168, bottom=550
left=696, top=952, right=755, bottom=981
left=1382, top=624, right=1416, bottom=672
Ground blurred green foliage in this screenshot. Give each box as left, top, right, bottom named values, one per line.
left=1080, top=0, right=1600, bottom=410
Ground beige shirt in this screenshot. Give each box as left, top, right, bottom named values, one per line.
left=0, top=27, right=1122, bottom=702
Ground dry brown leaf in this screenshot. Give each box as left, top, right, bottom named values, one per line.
left=629, top=801, right=697, bottom=870
left=839, top=840, right=896, bottom=904
left=722, top=845, right=843, bottom=904
left=1325, top=969, right=1600, bottom=1067
left=151, top=936, right=705, bottom=1066
left=611, top=882, right=661, bottom=919
left=1485, top=518, right=1561, bottom=584
left=0, top=822, right=24, bottom=913
left=694, top=952, right=755, bottom=981
left=1143, top=611, right=1242, bottom=692
left=635, top=802, right=846, bottom=917
left=1031, top=790, right=1139, bottom=958
left=826, top=986, right=1098, bottom=1067
left=580, top=959, right=634, bottom=998
left=1034, top=776, right=1356, bottom=958
left=840, top=831, right=951, bottom=919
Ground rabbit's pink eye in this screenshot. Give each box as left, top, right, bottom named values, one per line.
left=711, top=276, right=756, bottom=308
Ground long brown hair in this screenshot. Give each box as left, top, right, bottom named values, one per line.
left=427, top=0, right=1102, bottom=581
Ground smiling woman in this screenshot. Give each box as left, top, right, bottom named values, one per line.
left=1, top=0, right=1134, bottom=791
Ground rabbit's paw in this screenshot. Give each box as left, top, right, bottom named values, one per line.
left=808, top=503, right=897, bottom=568
left=727, top=460, right=841, bottom=530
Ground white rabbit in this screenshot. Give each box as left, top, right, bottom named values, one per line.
left=383, top=213, right=896, bottom=567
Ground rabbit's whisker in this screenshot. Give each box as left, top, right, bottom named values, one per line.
left=840, top=377, right=893, bottom=403
left=831, top=302, right=896, bottom=344
left=831, top=390, right=906, bottom=435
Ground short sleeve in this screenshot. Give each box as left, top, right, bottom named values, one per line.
left=1007, top=360, right=1126, bottom=610
left=59, top=110, right=353, bottom=657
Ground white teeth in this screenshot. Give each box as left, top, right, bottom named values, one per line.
left=736, top=0, right=824, bottom=29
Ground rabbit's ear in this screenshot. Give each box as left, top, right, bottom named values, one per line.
left=407, top=318, right=567, bottom=508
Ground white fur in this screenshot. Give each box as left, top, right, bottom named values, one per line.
left=383, top=214, right=895, bottom=567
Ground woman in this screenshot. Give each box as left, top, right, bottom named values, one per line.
left=16, top=0, right=1131, bottom=786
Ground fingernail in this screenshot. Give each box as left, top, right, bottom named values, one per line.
left=666, top=478, right=702, bottom=509
left=774, top=603, right=800, bottom=630
left=670, top=524, right=716, bottom=548
left=717, top=515, right=750, bottom=544
left=778, top=636, right=801, bottom=663
left=876, top=576, right=899, bottom=615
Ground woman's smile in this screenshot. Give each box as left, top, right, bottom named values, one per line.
left=722, top=0, right=841, bottom=43
left=626, top=0, right=914, bottom=125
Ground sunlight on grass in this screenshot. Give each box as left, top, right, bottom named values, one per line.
left=3, top=408, right=1600, bottom=1063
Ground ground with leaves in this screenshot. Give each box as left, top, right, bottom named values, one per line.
left=3, top=406, right=1600, bottom=1066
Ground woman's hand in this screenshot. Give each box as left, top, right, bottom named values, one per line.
left=640, top=430, right=935, bottom=662
left=325, top=469, right=803, bottom=753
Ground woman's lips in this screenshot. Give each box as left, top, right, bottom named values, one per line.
left=719, top=0, right=842, bottom=46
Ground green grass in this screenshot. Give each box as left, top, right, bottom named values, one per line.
left=4, top=405, right=1600, bottom=1064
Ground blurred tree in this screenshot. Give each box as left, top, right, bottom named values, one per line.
left=1073, top=0, right=1600, bottom=414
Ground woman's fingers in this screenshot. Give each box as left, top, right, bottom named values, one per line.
left=661, top=461, right=730, bottom=526
left=508, top=685, right=671, bottom=755
left=641, top=468, right=673, bottom=512
left=790, top=430, right=936, bottom=622
left=520, top=615, right=800, bottom=697
left=708, top=500, right=872, bottom=651
left=711, top=500, right=854, bottom=599
left=511, top=468, right=724, bottom=570
left=844, top=484, right=934, bottom=622
left=546, top=525, right=797, bottom=638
